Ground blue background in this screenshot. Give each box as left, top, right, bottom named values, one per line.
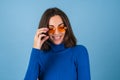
left=0, top=0, right=120, bottom=80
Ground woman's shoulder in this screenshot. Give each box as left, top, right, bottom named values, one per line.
left=71, top=45, right=89, bottom=57
left=72, top=45, right=87, bottom=51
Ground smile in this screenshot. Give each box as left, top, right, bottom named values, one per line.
left=53, top=36, right=61, bottom=40
left=51, top=34, right=62, bottom=41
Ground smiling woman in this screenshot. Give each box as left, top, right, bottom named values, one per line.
left=24, top=7, right=91, bottom=80
left=37, top=7, right=76, bottom=51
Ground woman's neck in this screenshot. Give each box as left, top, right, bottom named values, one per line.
left=50, top=43, right=65, bottom=52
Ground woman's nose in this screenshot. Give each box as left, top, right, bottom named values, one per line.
left=54, top=28, right=59, bottom=34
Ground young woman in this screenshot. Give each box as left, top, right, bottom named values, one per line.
left=24, top=7, right=91, bottom=80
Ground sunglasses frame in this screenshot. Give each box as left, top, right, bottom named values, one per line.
left=48, top=23, right=67, bottom=35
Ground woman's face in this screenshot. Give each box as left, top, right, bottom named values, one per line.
left=48, top=15, right=66, bottom=45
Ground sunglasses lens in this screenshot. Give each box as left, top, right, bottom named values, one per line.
left=48, top=27, right=55, bottom=34
left=48, top=25, right=67, bottom=35
left=58, top=26, right=67, bottom=32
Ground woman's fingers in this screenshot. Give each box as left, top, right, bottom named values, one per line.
left=33, top=28, right=49, bottom=49
left=41, top=36, right=49, bottom=44
left=36, top=28, right=49, bottom=37
left=37, top=28, right=49, bottom=34
left=38, top=34, right=47, bottom=39
left=38, top=28, right=48, bottom=31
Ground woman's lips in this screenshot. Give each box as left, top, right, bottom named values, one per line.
left=51, top=34, right=62, bottom=41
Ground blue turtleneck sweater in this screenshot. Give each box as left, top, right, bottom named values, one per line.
left=24, top=43, right=91, bottom=80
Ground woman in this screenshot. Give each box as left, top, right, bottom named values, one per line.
left=24, top=7, right=91, bottom=80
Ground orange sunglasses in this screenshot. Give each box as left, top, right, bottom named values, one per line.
left=48, top=23, right=67, bottom=35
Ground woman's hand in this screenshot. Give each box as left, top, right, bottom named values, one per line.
left=33, top=28, right=49, bottom=50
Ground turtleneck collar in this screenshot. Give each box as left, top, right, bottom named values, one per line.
left=50, top=43, right=65, bottom=52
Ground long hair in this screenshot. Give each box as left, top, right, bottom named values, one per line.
left=38, top=7, right=76, bottom=51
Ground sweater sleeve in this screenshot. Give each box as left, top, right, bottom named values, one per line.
left=24, top=48, right=42, bottom=80
left=75, top=45, right=91, bottom=80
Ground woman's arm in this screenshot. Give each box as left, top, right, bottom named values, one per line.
left=76, top=45, right=91, bottom=80
left=24, top=28, right=49, bottom=80
left=24, top=48, right=42, bottom=80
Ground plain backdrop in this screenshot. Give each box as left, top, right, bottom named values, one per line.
left=0, top=0, right=120, bottom=80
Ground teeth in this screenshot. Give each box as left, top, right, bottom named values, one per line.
left=53, top=36, right=61, bottom=40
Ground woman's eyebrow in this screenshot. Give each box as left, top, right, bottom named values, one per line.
left=48, top=25, right=54, bottom=27
left=48, top=23, right=64, bottom=27
left=58, top=23, right=64, bottom=26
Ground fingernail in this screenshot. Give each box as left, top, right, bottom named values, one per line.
left=46, top=28, right=49, bottom=30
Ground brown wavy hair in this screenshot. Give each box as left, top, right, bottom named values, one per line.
left=38, top=7, right=76, bottom=51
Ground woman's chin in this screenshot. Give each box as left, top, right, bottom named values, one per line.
left=52, top=41, right=62, bottom=45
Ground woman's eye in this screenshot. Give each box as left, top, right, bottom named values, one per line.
left=49, top=27, right=54, bottom=30
left=59, top=26, right=65, bottom=29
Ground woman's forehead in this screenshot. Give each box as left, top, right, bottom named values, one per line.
left=49, top=15, right=63, bottom=27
